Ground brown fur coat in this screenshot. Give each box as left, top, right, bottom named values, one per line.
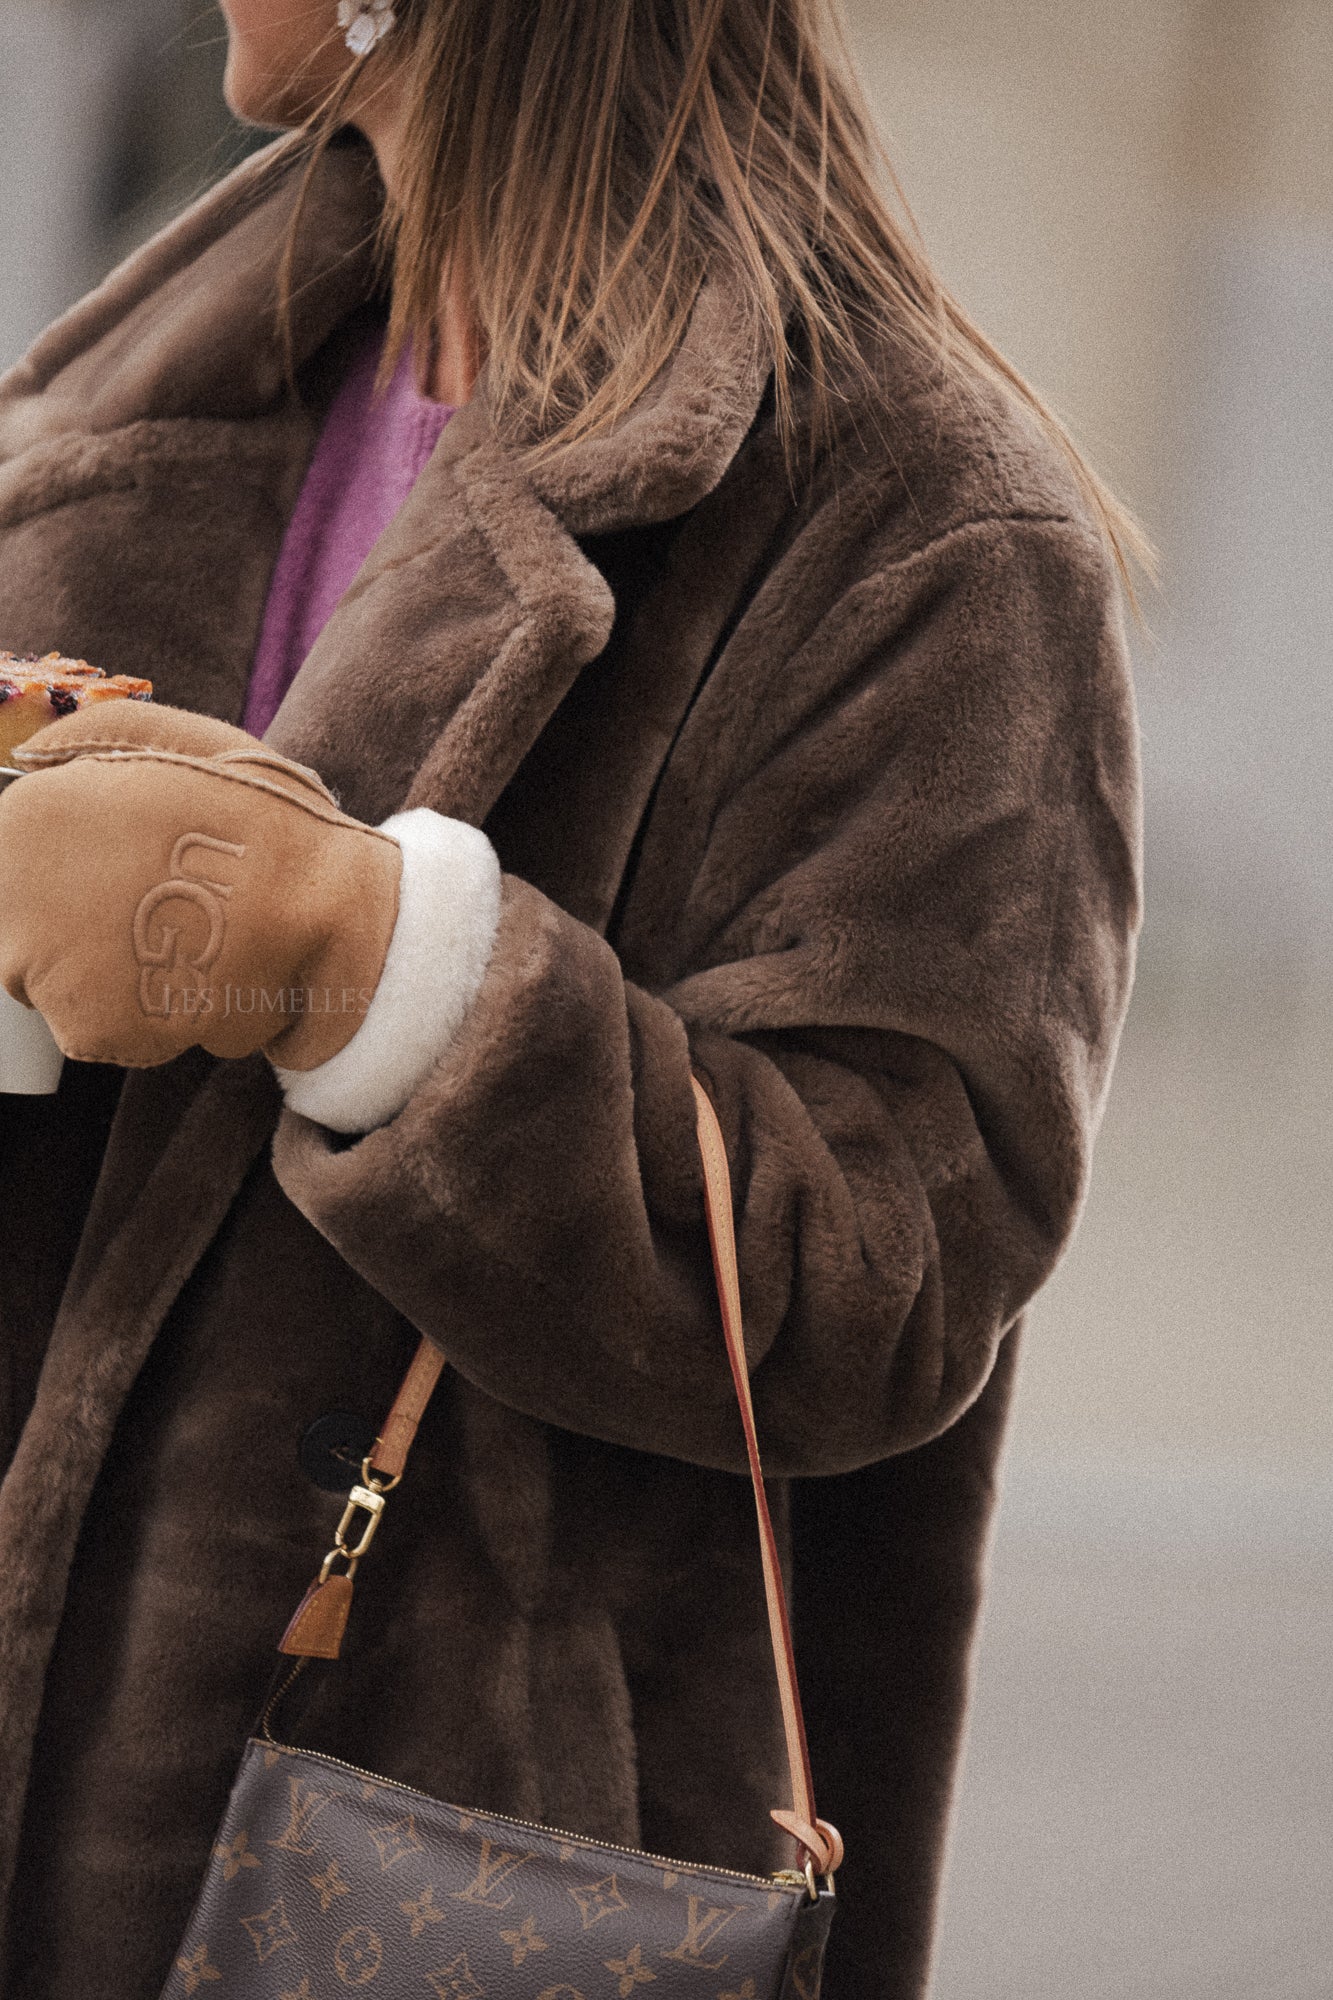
left=0, top=136, right=1140, bottom=1997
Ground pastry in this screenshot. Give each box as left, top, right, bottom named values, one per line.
left=0, top=652, right=153, bottom=766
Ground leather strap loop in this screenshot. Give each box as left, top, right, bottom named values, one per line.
left=770, top=1811, right=844, bottom=1878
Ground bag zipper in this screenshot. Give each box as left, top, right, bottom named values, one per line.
left=258, top=1674, right=800, bottom=1894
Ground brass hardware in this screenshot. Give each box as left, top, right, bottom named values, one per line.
left=313, top=1479, right=392, bottom=1584
left=317, top=1546, right=358, bottom=1586
left=360, top=1454, right=402, bottom=1494
left=334, top=1483, right=386, bottom=1562
left=770, top=1858, right=826, bottom=1901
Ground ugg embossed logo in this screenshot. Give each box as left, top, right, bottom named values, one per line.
left=132, top=831, right=245, bottom=1018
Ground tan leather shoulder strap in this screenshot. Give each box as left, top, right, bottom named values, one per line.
left=689, top=1075, right=841, bottom=1881
left=369, top=1339, right=447, bottom=1482
left=282, top=1069, right=841, bottom=1880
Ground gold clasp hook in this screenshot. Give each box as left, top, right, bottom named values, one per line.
left=333, top=1482, right=386, bottom=1562
left=314, top=1480, right=389, bottom=1585
left=311, top=1461, right=400, bottom=1589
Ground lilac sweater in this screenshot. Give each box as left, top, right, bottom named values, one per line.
left=244, top=324, right=454, bottom=737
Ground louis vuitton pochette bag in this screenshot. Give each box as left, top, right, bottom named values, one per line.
left=166, top=1076, right=843, bottom=1997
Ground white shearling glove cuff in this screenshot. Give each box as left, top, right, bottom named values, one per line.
left=272, top=807, right=501, bottom=1135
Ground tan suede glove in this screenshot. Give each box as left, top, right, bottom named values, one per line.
left=0, top=702, right=401, bottom=1070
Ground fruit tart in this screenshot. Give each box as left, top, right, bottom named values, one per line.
left=0, top=652, right=152, bottom=766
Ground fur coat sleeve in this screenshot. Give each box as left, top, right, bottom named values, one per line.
left=271, top=495, right=1141, bottom=1480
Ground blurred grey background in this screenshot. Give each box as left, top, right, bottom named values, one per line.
left=0, top=1, right=1328, bottom=1992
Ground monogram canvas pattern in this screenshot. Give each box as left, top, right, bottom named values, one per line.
left=166, top=1742, right=834, bottom=1999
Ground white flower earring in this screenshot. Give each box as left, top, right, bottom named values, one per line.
left=337, top=0, right=396, bottom=57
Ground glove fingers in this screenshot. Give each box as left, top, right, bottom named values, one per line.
left=12, top=698, right=257, bottom=767
left=15, top=701, right=347, bottom=818
left=212, top=747, right=341, bottom=812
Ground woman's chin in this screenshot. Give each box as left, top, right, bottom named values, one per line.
left=222, top=59, right=280, bottom=127
left=222, top=52, right=329, bottom=130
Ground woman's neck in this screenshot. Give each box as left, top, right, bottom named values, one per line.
left=351, top=75, right=481, bottom=407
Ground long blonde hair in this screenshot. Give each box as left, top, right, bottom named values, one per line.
left=286, top=0, right=1152, bottom=595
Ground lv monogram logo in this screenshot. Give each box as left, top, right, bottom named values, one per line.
left=660, top=1896, right=744, bottom=1969
left=369, top=1813, right=425, bottom=1872
left=335, top=1927, right=385, bottom=1986
left=308, top=1857, right=351, bottom=1910
left=790, top=1942, right=824, bottom=2000
left=567, top=1875, right=629, bottom=1930
left=267, top=1775, right=333, bottom=1856
left=133, top=831, right=245, bottom=1016
left=427, top=1950, right=485, bottom=1998
left=451, top=1836, right=531, bottom=1908
left=178, top=1734, right=825, bottom=1994
left=239, top=1898, right=298, bottom=1963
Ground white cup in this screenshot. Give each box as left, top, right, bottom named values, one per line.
left=0, top=982, right=63, bottom=1093
left=0, top=766, right=64, bottom=1094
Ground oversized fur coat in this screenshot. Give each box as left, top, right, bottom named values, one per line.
left=0, top=136, right=1140, bottom=1997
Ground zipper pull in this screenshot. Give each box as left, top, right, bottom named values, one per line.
left=279, top=1571, right=355, bottom=1660
left=278, top=1469, right=393, bottom=1660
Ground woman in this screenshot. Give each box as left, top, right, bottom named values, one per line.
left=0, top=1, right=1142, bottom=1993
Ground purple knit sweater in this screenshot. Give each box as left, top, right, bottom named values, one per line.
left=243, top=325, right=454, bottom=738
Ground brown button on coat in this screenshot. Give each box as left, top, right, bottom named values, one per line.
left=0, top=136, right=1140, bottom=1998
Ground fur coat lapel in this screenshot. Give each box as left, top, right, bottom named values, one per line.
left=0, top=134, right=774, bottom=1911
left=263, top=407, right=617, bottom=827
